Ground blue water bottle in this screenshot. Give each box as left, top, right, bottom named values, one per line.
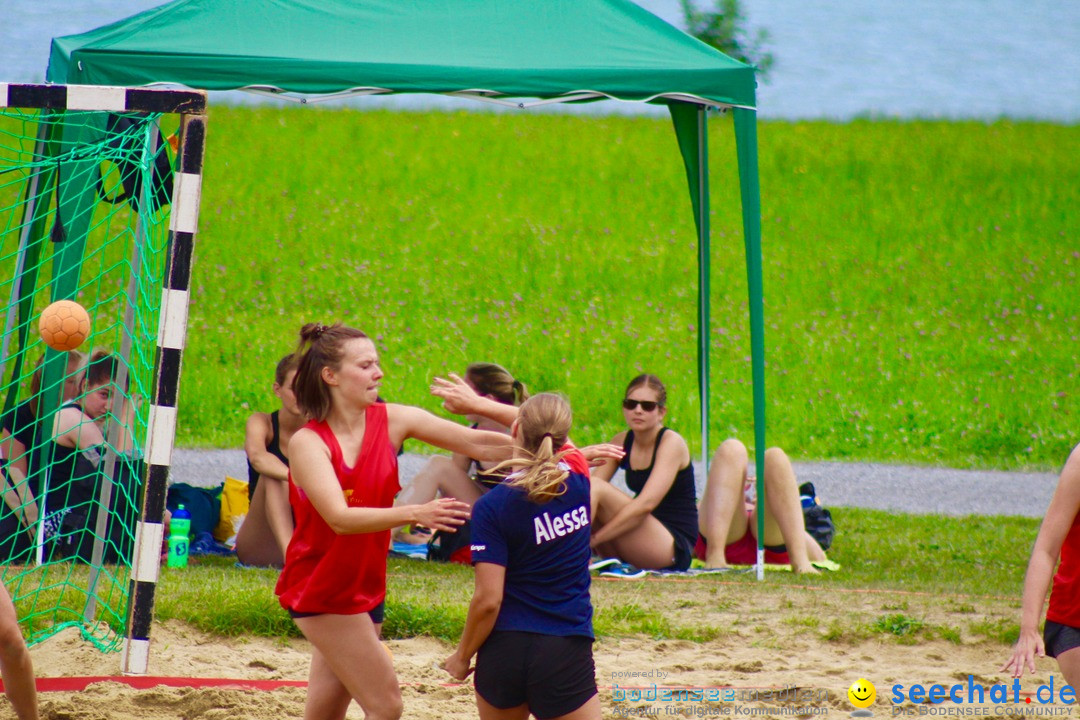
left=168, top=504, right=192, bottom=568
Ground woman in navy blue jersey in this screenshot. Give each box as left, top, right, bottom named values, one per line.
left=442, top=393, right=600, bottom=720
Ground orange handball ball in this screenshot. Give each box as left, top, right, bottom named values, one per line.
left=39, top=300, right=91, bottom=351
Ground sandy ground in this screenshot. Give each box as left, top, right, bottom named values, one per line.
left=5, top=578, right=1075, bottom=720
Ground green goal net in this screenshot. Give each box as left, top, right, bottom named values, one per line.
left=0, top=86, right=200, bottom=656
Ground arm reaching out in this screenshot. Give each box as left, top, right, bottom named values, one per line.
left=1002, top=444, right=1080, bottom=678
left=388, top=403, right=513, bottom=463
left=431, top=373, right=519, bottom=428
left=579, top=443, right=625, bottom=468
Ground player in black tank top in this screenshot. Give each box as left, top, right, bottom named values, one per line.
left=620, top=428, right=699, bottom=552
left=236, top=355, right=305, bottom=568
left=48, top=354, right=139, bottom=565
left=247, top=410, right=289, bottom=500
left=589, top=375, right=697, bottom=571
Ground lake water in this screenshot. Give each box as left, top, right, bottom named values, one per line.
left=3, top=0, right=1078, bottom=122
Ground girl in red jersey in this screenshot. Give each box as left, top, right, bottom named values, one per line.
left=1003, top=443, right=1080, bottom=685
left=443, top=393, right=600, bottom=720
left=275, top=323, right=513, bottom=720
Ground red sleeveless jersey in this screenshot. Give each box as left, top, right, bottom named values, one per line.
left=275, top=403, right=400, bottom=615
left=1048, top=509, right=1080, bottom=627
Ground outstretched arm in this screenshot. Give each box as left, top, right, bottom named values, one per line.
left=586, top=432, right=627, bottom=481
left=290, top=428, right=470, bottom=535
left=387, top=404, right=512, bottom=463
left=431, top=374, right=519, bottom=428
left=1002, top=444, right=1080, bottom=678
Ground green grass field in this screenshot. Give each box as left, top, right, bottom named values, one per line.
left=173, top=107, right=1078, bottom=470
left=142, top=507, right=1032, bottom=645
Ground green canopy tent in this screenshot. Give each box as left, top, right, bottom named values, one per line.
left=47, top=0, right=768, bottom=567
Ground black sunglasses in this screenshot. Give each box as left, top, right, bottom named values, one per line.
left=622, top=399, right=660, bottom=412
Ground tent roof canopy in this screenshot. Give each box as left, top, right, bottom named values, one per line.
left=47, top=0, right=756, bottom=109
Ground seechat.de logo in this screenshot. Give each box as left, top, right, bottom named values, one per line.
left=849, top=678, right=877, bottom=717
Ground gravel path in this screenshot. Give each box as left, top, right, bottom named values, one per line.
left=170, top=449, right=1057, bottom=518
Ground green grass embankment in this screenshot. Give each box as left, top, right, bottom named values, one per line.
left=181, top=107, right=1077, bottom=470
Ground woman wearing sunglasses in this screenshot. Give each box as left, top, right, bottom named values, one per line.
left=589, top=374, right=699, bottom=571
left=590, top=374, right=828, bottom=574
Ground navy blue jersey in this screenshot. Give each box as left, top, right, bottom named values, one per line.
left=470, top=448, right=593, bottom=638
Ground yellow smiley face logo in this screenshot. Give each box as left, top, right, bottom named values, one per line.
left=848, top=679, right=876, bottom=708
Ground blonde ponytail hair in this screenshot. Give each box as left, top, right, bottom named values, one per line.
left=491, top=393, right=573, bottom=503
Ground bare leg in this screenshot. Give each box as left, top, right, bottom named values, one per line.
left=698, top=439, right=755, bottom=568
left=263, top=477, right=295, bottom=558
left=590, top=480, right=676, bottom=569
left=235, top=479, right=285, bottom=568
left=1056, top=645, right=1080, bottom=691
left=0, top=584, right=37, bottom=720
left=304, top=647, right=353, bottom=720
left=754, top=447, right=820, bottom=574
left=552, top=694, right=602, bottom=720
left=476, top=692, right=530, bottom=720
left=295, top=613, right=402, bottom=720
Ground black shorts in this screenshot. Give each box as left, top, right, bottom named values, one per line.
left=475, top=631, right=597, bottom=720
left=287, top=600, right=386, bottom=625
left=668, top=530, right=696, bottom=572
left=1044, top=620, right=1080, bottom=658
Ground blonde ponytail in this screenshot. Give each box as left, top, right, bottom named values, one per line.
left=488, top=394, right=573, bottom=504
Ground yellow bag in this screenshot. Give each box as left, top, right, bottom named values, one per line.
left=214, top=476, right=250, bottom=546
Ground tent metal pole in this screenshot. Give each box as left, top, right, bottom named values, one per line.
left=733, top=108, right=766, bottom=581
left=84, top=120, right=158, bottom=623
left=696, top=107, right=710, bottom=473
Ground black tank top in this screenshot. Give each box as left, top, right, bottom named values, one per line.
left=619, top=428, right=698, bottom=546
left=247, top=410, right=289, bottom=499
left=467, top=423, right=510, bottom=490
left=46, top=403, right=101, bottom=519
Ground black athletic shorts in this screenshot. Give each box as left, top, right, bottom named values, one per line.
left=475, top=631, right=597, bottom=720
left=668, top=529, right=695, bottom=572
left=287, top=600, right=385, bottom=625
left=1044, top=620, right=1080, bottom=658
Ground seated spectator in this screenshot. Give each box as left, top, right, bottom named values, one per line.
left=0, top=351, right=86, bottom=562
left=589, top=374, right=827, bottom=574
left=393, top=362, right=528, bottom=542
left=697, top=440, right=827, bottom=573
left=48, top=351, right=138, bottom=564
left=234, top=354, right=304, bottom=568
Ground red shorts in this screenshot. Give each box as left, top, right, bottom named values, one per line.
left=694, top=531, right=790, bottom=566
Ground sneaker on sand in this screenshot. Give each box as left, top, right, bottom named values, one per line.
left=598, top=562, right=647, bottom=579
